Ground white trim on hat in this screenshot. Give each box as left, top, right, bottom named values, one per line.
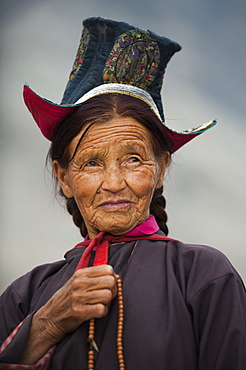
left=75, top=83, right=163, bottom=122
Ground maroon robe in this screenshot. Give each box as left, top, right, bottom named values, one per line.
left=0, top=234, right=246, bottom=369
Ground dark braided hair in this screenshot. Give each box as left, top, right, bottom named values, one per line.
left=150, top=186, right=168, bottom=235
left=48, top=94, right=171, bottom=237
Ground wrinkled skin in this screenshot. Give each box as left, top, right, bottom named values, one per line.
left=53, top=116, right=169, bottom=238
left=21, top=265, right=117, bottom=364
left=21, top=116, right=169, bottom=364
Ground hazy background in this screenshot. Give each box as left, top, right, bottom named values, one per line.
left=1, top=0, right=245, bottom=293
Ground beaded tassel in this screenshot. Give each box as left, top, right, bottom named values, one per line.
left=87, top=275, right=125, bottom=370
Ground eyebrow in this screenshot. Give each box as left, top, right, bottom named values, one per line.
left=75, top=142, right=147, bottom=157
left=123, top=142, right=149, bottom=154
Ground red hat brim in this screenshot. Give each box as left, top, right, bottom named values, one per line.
left=23, top=84, right=216, bottom=153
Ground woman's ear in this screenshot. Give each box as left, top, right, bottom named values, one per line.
left=156, top=151, right=170, bottom=189
left=52, top=161, right=74, bottom=198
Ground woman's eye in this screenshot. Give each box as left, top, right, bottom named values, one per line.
left=129, top=156, right=140, bottom=163
left=85, top=160, right=98, bottom=167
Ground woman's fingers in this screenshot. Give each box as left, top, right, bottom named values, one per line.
left=63, top=265, right=117, bottom=306
left=72, top=267, right=117, bottom=295
left=38, top=264, right=118, bottom=339
left=78, top=286, right=115, bottom=305
left=78, top=264, right=115, bottom=278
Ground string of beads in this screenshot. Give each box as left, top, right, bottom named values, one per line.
left=87, top=274, right=125, bottom=370
left=116, top=275, right=125, bottom=369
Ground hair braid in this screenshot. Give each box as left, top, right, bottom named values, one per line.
left=150, top=186, right=169, bottom=235
left=62, top=191, right=87, bottom=237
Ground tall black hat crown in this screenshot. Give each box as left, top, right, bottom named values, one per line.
left=23, top=17, right=216, bottom=151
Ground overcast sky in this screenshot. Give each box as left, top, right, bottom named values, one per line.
left=1, top=0, right=246, bottom=293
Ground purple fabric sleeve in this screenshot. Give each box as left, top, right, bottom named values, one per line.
left=0, top=260, right=66, bottom=365
left=190, top=273, right=246, bottom=369
left=0, top=315, right=34, bottom=362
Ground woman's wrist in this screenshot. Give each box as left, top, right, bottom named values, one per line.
left=20, top=307, right=64, bottom=365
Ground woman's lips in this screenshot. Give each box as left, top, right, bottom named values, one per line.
left=99, top=200, right=133, bottom=210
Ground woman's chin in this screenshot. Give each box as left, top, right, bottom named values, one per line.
left=95, top=215, right=139, bottom=236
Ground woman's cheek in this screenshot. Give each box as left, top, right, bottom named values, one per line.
left=128, top=167, right=157, bottom=195
left=73, top=171, right=100, bottom=189
left=70, top=173, right=94, bottom=204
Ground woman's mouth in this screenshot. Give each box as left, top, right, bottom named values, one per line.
left=99, top=200, right=133, bottom=210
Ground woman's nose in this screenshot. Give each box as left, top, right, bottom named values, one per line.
left=101, top=165, right=127, bottom=193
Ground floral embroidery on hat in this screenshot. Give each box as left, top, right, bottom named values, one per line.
left=103, top=30, right=160, bottom=89
left=69, top=26, right=90, bottom=82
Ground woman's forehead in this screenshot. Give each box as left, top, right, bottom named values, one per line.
left=70, top=116, right=153, bottom=152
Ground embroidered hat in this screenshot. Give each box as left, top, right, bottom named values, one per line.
left=23, top=16, right=216, bottom=153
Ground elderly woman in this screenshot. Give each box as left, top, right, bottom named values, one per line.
left=0, top=17, right=245, bottom=370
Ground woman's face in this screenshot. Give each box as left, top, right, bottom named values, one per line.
left=53, top=116, right=169, bottom=238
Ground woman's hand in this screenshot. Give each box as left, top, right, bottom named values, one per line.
left=21, top=265, right=117, bottom=365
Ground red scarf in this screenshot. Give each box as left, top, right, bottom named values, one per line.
left=75, top=216, right=174, bottom=270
